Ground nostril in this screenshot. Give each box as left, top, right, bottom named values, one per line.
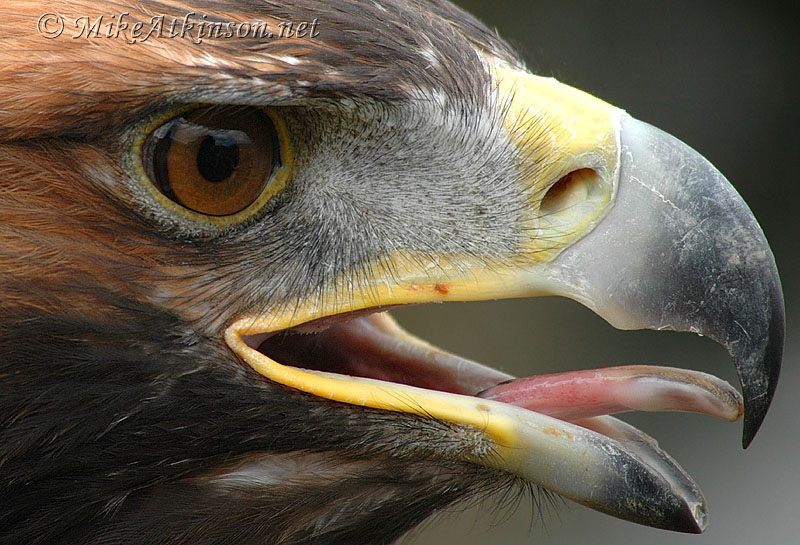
left=541, top=168, right=600, bottom=216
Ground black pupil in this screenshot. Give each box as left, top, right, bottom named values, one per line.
left=197, top=133, right=240, bottom=183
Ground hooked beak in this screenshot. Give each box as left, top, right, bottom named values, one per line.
left=544, top=114, right=784, bottom=448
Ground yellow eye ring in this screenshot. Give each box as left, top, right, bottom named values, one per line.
left=135, top=105, right=293, bottom=227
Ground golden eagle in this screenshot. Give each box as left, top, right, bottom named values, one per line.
left=0, top=1, right=784, bottom=544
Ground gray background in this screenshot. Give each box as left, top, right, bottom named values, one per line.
left=394, top=1, right=799, bottom=543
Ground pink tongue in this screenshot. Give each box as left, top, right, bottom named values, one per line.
left=477, top=365, right=743, bottom=422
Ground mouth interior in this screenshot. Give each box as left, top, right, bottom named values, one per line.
left=250, top=310, right=743, bottom=425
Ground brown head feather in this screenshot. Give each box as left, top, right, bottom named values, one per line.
left=0, top=0, right=520, bottom=140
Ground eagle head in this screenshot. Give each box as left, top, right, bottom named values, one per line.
left=0, top=1, right=784, bottom=544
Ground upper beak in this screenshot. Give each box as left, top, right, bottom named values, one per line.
left=542, top=114, right=784, bottom=447
left=489, top=64, right=784, bottom=447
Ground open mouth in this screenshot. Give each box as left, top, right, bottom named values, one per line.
left=225, top=306, right=746, bottom=533
left=248, top=310, right=742, bottom=424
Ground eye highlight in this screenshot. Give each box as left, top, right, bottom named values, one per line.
left=141, top=106, right=283, bottom=218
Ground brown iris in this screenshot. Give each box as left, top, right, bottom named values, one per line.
left=143, top=107, right=279, bottom=216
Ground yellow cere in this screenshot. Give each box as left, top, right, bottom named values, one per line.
left=490, top=63, right=625, bottom=261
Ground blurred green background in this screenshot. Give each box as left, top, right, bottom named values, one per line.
left=393, top=1, right=799, bottom=544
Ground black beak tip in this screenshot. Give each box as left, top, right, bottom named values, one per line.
left=740, top=280, right=784, bottom=449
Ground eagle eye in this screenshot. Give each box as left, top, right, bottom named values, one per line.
left=141, top=106, right=282, bottom=218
